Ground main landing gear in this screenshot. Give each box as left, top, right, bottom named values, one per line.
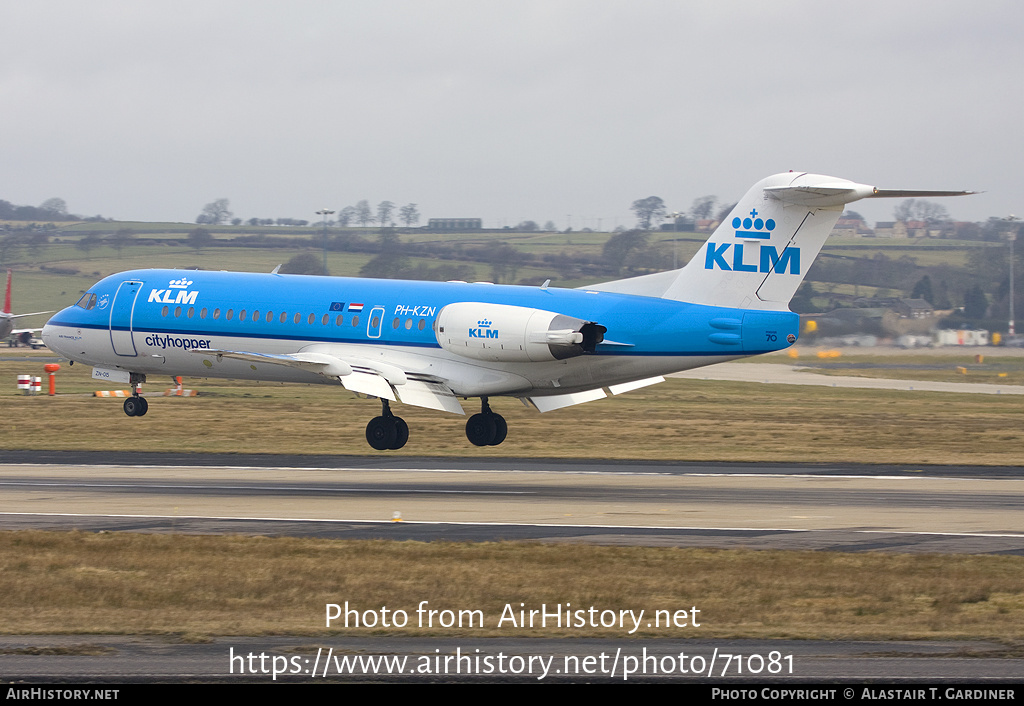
left=465, top=397, right=507, bottom=447
left=365, top=399, right=409, bottom=451
left=122, top=374, right=148, bottom=417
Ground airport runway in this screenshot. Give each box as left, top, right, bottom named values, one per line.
left=2, top=450, right=1022, bottom=554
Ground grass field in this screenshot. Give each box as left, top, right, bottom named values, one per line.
left=2, top=351, right=1022, bottom=463
left=1, top=532, right=1022, bottom=640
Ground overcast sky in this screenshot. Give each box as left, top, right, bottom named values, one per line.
left=1, top=1, right=1021, bottom=228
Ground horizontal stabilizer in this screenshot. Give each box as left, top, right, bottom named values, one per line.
left=764, top=182, right=875, bottom=207
left=867, top=189, right=977, bottom=199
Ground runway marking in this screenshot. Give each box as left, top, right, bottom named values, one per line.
left=0, top=481, right=530, bottom=495
left=0, top=463, right=1009, bottom=483
left=4, top=511, right=1024, bottom=539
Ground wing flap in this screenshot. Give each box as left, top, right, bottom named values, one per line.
left=525, top=388, right=607, bottom=412
left=341, top=371, right=396, bottom=400
left=396, top=378, right=465, bottom=414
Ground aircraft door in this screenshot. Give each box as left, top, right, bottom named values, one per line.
left=367, top=306, right=385, bottom=339
left=109, top=280, right=143, bottom=356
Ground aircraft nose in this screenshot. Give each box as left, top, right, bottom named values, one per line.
left=41, top=314, right=66, bottom=355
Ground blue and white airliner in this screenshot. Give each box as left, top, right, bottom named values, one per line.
left=42, top=172, right=970, bottom=450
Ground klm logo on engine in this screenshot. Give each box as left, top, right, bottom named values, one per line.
left=148, top=278, right=199, bottom=305
left=703, top=209, right=800, bottom=274
left=469, top=318, right=499, bottom=339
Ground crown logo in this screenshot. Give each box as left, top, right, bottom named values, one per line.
left=733, top=209, right=776, bottom=239
left=477, top=319, right=492, bottom=328
left=168, top=278, right=194, bottom=289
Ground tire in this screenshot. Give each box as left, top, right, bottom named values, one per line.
left=391, top=417, right=409, bottom=450
left=465, top=413, right=497, bottom=446
left=123, top=397, right=139, bottom=417
left=136, top=396, right=149, bottom=417
left=489, top=414, right=507, bottom=446
left=366, top=416, right=397, bottom=451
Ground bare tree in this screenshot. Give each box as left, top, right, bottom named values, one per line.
left=337, top=206, right=356, bottom=228
left=39, top=197, right=68, bottom=217
left=690, top=195, right=717, bottom=221
left=630, top=196, right=666, bottom=230
left=354, top=200, right=374, bottom=227
left=376, top=201, right=396, bottom=229
left=197, top=198, right=233, bottom=225
left=399, top=203, right=420, bottom=227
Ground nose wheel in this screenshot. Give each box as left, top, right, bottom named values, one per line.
left=123, top=394, right=148, bottom=417
left=365, top=399, right=408, bottom=450
left=466, top=398, right=507, bottom=446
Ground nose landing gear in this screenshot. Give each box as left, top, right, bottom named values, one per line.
left=365, top=399, right=409, bottom=450
left=122, top=374, right=148, bottom=417
left=465, top=397, right=507, bottom=446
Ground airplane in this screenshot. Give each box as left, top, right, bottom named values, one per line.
left=41, top=172, right=971, bottom=450
left=2, top=269, right=53, bottom=345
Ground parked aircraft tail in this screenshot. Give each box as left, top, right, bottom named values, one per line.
left=590, top=172, right=972, bottom=310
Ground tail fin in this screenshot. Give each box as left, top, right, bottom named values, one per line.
left=3, top=270, right=11, bottom=315
left=662, top=172, right=876, bottom=310
left=590, top=172, right=973, bottom=310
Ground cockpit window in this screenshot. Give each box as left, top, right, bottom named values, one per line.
left=75, top=293, right=97, bottom=310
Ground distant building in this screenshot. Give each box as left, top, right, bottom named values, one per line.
left=874, top=221, right=908, bottom=238
left=427, top=218, right=482, bottom=231
left=896, top=298, right=934, bottom=320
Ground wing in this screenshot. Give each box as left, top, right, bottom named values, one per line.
left=192, top=347, right=465, bottom=415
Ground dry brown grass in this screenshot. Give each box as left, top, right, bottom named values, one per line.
left=0, top=531, right=1022, bottom=640
left=2, top=356, right=1023, bottom=464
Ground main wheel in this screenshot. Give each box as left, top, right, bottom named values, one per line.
left=466, top=413, right=497, bottom=446
left=489, top=413, right=507, bottom=446
left=123, top=397, right=140, bottom=417
left=136, top=396, right=149, bottom=417
left=366, top=416, right=398, bottom=451
left=391, top=417, right=409, bottom=450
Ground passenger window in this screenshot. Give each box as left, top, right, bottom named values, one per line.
left=293, top=313, right=301, bottom=324
left=352, top=315, right=360, bottom=327
left=213, top=308, right=221, bottom=319
left=279, top=312, right=287, bottom=323
left=187, top=307, right=194, bottom=318
left=266, top=311, right=274, bottom=323
left=226, top=309, right=234, bottom=321
left=253, top=310, right=260, bottom=321
left=322, top=313, right=329, bottom=325
left=392, top=317, right=400, bottom=329
left=335, top=315, right=344, bottom=326
left=174, top=306, right=182, bottom=318
left=240, top=309, right=247, bottom=321
left=200, top=307, right=207, bottom=319
left=161, top=306, right=169, bottom=317
left=308, top=313, right=315, bottom=325
left=418, top=319, right=426, bottom=331
left=405, top=318, right=412, bottom=330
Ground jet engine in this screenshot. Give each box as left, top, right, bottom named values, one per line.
left=435, top=302, right=606, bottom=363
